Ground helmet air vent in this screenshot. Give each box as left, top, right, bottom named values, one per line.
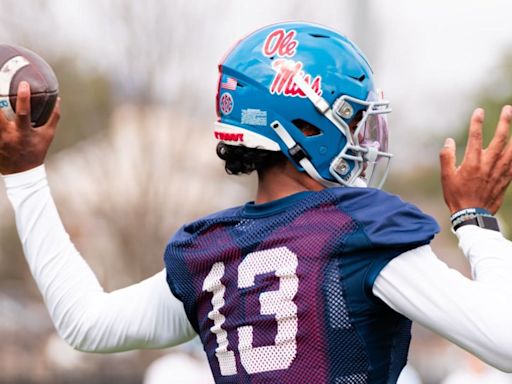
left=349, top=74, right=366, bottom=82
left=309, top=33, right=330, bottom=39
left=292, top=119, right=322, bottom=137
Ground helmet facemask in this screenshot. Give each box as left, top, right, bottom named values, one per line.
left=290, top=73, right=392, bottom=189
left=330, top=91, right=392, bottom=188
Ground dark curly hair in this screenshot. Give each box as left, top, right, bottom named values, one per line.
left=216, top=143, right=287, bottom=175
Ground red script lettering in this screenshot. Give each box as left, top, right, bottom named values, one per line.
left=270, top=59, right=322, bottom=98
left=263, top=29, right=298, bottom=58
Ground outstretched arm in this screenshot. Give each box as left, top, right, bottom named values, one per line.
left=1, top=83, right=196, bottom=352
left=374, top=105, right=512, bottom=372
left=373, top=234, right=512, bottom=372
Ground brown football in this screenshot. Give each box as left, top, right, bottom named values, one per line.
left=0, top=44, right=58, bottom=127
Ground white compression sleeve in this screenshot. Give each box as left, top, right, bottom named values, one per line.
left=373, top=226, right=512, bottom=372
left=3, top=165, right=196, bottom=352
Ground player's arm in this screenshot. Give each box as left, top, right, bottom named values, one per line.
left=373, top=237, right=512, bottom=372
left=0, top=82, right=196, bottom=352
left=374, top=106, right=512, bottom=372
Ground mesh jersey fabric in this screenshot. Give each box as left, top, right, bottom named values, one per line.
left=164, top=187, right=439, bottom=384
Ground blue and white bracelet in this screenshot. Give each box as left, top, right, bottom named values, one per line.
left=450, top=208, right=500, bottom=232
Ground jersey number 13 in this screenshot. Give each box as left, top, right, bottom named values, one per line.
left=202, top=246, right=299, bottom=376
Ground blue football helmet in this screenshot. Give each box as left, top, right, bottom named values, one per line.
left=214, top=22, right=392, bottom=188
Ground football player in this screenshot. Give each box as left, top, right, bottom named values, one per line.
left=2, top=22, right=512, bottom=384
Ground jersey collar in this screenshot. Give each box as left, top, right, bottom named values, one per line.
left=242, top=191, right=315, bottom=218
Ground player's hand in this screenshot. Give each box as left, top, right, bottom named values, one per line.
left=0, top=81, right=60, bottom=175
left=440, top=105, right=512, bottom=214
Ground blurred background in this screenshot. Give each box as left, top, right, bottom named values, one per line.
left=0, top=0, right=511, bottom=383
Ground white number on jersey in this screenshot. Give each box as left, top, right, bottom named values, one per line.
left=202, top=246, right=299, bottom=376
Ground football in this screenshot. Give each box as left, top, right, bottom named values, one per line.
left=0, top=44, right=58, bottom=127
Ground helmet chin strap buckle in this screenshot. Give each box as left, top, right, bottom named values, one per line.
left=288, top=144, right=310, bottom=163
left=271, top=120, right=309, bottom=162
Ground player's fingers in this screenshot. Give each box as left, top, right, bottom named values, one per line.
left=486, top=105, right=512, bottom=163
left=15, top=81, right=32, bottom=130
left=462, top=108, right=484, bottom=166
left=0, top=105, right=10, bottom=126
left=440, top=137, right=456, bottom=181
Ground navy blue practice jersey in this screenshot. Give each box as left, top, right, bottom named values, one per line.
left=164, top=187, right=439, bottom=384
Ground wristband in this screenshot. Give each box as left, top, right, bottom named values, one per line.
left=450, top=208, right=492, bottom=223
left=450, top=208, right=500, bottom=232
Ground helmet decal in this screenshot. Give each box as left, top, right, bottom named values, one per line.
left=214, top=130, right=244, bottom=143
left=262, top=28, right=322, bottom=98
left=241, top=108, right=267, bottom=127
left=270, top=59, right=322, bottom=98
left=219, top=92, right=234, bottom=115
left=220, top=76, right=237, bottom=91
left=262, top=29, right=299, bottom=58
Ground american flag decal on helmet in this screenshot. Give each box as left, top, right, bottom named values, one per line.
left=221, top=77, right=237, bottom=90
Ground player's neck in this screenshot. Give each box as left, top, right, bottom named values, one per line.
left=255, top=161, right=325, bottom=204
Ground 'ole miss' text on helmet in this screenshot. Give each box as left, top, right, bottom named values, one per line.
left=214, top=22, right=392, bottom=188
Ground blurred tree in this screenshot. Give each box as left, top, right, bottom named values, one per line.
left=454, top=53, right=512, bottom=146
left=96, top=0, right=177, bottom=104
left=95, top=0, right=215, bottom=107
left=49, top=57, right=114, bottom=153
